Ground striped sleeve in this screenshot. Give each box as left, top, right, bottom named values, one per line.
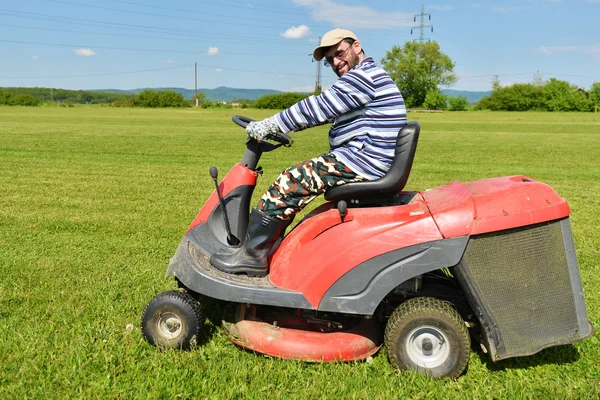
left=274, top=69, right=376, bottom=133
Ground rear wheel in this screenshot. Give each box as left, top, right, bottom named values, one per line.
left=141, top=290, right=204, bottom=350
left=385, top=297, right=470, bottom=379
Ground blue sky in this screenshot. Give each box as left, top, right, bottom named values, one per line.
left=1, top=0, right=599, bottom=92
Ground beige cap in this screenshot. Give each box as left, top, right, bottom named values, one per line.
left=313, top=28, right=359, bottom=61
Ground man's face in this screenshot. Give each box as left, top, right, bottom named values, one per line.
left=324, top=40, right=361, bottom=77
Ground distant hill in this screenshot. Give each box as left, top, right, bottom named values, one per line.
left=93, top=86, right=490, bottom=103
left=93, top=86, right=283, bottom=102
left=441, top=89, right=490, bottom=103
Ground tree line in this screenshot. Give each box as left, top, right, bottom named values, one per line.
left=0, top=87, right=255, bottom=108
left=379, top=41, right=599, bottom=112
left=0, top=87, right=128, bottom=105
left=474, top=78, right=600, bottom=112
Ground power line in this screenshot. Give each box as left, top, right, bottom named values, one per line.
left=43, top=0, right=295, bottom=30
left=0, top=62, right=315, bottom=80
left=177, top=0, right=415, bottom=25
left=0, top=65, right=189, bottom=79
left=0, top=9, right=309, bottom=46
left=457, top=72, right=599, bottom=80
left=0, top=39, right=298, bottom=56
left=102, top=0, right=306, bottom=28
left=45, top=0, right=412, bottom=33
left=0, top=23, right=224, bottom=45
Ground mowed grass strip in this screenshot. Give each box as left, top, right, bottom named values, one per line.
left=1, top=106, right=598, bottom=399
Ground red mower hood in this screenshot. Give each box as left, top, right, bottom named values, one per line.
left=421, top=175, right=571, bottom=238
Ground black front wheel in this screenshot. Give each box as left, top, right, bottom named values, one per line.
left=141, top=290, right=205, bottom=350
left=384, top=297, right=471, bottom=380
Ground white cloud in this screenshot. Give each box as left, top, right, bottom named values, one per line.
left=215, top=68, right=223, bottom=73
left=428, top=5, right=455, bottom=11
left=32, top=56, right=40, bottom=60
left=164, top=59, right=175, bottom=64
left=291, top=0, right=413, bottom=29
left=471, top=3, right=482, bottom=8
left=538, top=45, right=578, bottom=55
left=492, top=6, right=527, bottom=13
left=207, top=47, right=220, bottom=56
left=74, top=48, right=96, bottom=56
left=537, top=45, right=600, bottom=56
left=281, top=25, right=311, bottom=39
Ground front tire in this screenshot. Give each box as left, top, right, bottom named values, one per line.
left=141, top=290, right=205, bottom=350
left=385, top=297, right=470, bottom=379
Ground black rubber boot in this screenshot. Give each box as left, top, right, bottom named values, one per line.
left=210, top=208, right=286, bottom=277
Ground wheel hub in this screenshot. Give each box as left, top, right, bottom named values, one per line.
left=157, top=312, right=183, bottom=339
left=405, top=325, right=449, bottom=368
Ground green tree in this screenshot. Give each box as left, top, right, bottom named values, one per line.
left=448, top=95, right=469, bottom=111
left=134, top=89, right=159, bottom=107
left=589, top=82, right=600, bottom=112
left=422, top=88, right=447, bottom=110
left=132, top=89, right=187, bottom=108
left=542, top=78, right=586, bottom=112
left=193, top=92, right=207, bottom=107
left=254, top=92, right=310, bottom=109
left=381, top=41, right=457, bottom=108
left=491, top=75, right=501, bottom=91
left=0, top=89, right=41, bottom=106
left=157, top=90, right=188, bottom=107
left=475, top=83, right=544, bottom=111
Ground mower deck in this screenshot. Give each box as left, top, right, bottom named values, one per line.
left=222, top=305, right=382, bottom=362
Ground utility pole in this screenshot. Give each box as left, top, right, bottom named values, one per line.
left=314, top=57, right=322, bottom=95
left=533, top=70, right=543, bottom=87
left=194, top=62, right=198, bottom=107
left=411, top=4, right=433, bottom=43
left=309, top=37, right=322, bottom=95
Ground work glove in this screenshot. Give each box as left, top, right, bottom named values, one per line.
left=246, top=116, right=281, bottom=142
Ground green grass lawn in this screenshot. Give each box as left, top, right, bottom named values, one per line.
left=1, top=106, right=599, bottom=399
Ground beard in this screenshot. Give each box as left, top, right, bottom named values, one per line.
left=334, top=50, right=359, bottom=77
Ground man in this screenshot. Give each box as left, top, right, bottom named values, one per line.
left=211, top=28, right=407, bottom=277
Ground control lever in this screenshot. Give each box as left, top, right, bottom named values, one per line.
left=337, top=200, right=348, bottom=223
left=209, top=166, right=239, bottom=245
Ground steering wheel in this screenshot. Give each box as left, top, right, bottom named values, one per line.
left=232, top=115, right=294, bottom=146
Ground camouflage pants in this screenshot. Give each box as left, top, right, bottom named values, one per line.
left=258, top=154, right=365, bottom=220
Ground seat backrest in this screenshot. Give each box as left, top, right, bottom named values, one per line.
left=324, top=121, right=420, bottom=202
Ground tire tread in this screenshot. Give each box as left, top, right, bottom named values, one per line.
left=384, top=297, right=470, bottom=379
left=141, top=290, right=204, bottom=350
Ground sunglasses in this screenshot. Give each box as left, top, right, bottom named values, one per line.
left=323, top=45, right=351, bottom=68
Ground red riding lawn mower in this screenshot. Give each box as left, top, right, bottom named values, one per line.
left=141, top=116, right=593, bottom=379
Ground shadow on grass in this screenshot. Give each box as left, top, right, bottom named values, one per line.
left=193, top=298, right=225, bottom=347
left=474, top=343, right=581, bottom=373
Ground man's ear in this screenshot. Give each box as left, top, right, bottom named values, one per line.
left=352, top=40, right=362, bottom=54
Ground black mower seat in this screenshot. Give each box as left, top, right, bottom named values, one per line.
left=325, top=121, right=420, bottom=202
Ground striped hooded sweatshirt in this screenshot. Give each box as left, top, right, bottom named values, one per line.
left=274, top=57, right=407, bottom=180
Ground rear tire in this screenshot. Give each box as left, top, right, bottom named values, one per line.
left=385, top=297, right=470, bottom=379
left=141, top=290, right=204, bottom=350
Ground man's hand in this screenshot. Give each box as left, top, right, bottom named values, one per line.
left=246, top=116, right=281, bottom=142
